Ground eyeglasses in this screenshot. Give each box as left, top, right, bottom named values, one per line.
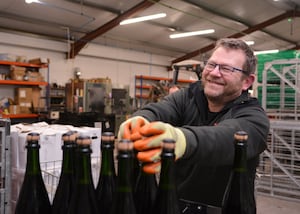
left=204, top=61, right=247, bottom=75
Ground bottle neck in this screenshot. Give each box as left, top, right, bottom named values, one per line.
left=140, top=162, right=155, bottom=177
left=159, top=151, right=176, bottom=190
left=25, top=142, right=42, bottom=175
left=233, top=142, right=247, bottom=172
left=137, top=162, right=157, bottom=188
left=100, top=145, right=115, bottom=176
left=77, top=145, right=93, bottom=185
left=117, top=151, right=133, bottom=192
left=61, top=143, right=76, bottom=174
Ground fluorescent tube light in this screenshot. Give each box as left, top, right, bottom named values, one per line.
left=254, top=49, right=279, bottom=55
left=25, top=0, right=40, bottom=3
left=169, top=29, right=215, bottom=39
left=245, top=41, right=255, bottom=45
left=120, top=13, right=166, bottom=25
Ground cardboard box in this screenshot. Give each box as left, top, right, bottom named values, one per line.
left=27, top=71, right=44, bottom=82
left=15, top=88, right=32, bottom=113
left=32, top=87, right=45, bottom=111
left=16, top=131, right=62, bottom=170
left=10, top=65, right=26, bottom=80
left=11, top=123, right=102, bottom=170
left=9, top=105, right=20, bottom=114
left=19, top=106, right=31, bottom=114
left=15, top=87, right=32, bottom=103
left=28, top=58, right=49, bottom=64
left=16, top=55, right=27, bottom=63
left=10, top=131, right=20, bottom=169
left=72, top=126, right=102, bottom=158
left=11, top=70, right=25, bottom=81
left=11, top=168, right=25, bottom=202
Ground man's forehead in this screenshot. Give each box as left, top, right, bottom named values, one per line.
left=210, top=47, right=246, bottom=64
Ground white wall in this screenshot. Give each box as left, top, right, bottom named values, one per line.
left=0, top=31, right=198, bottom=98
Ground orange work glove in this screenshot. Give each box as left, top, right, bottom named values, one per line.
left=117, top=116, right=149, bottom=141
left=134, top=121, right=186, bottom=174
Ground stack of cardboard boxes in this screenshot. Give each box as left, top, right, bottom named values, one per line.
left=8, top=64, right=45, bottom=114
left=26, top=70, right=44, bottom=82
left=0, top=56, right=48, bottom=115
left=10, top=66, right=26, bottom=81
left=9, top=87, right=44, bottom=114
left=13, top=88, right=32, bottom=114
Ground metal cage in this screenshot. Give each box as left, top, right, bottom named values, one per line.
left=0, top=118, right=11, bottom=214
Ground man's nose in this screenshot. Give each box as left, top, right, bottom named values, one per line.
left=209, top=64, right=222, bottom=76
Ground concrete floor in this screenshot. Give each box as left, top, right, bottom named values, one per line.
left=256, top=194, right=300, bottom=214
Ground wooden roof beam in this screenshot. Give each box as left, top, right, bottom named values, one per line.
left=69, top=0, right=160, bottom=59
left=172, top=10, right=300, bottom=64
left=290, top=44, right=300, bottom=50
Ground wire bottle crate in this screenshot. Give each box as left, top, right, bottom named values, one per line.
left=0, top=118, right=11, bottom=214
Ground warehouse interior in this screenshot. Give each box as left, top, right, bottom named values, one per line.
left=0, top=0, right=300, bottom=213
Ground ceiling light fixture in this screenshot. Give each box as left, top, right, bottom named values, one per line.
left=168, top=27, right=176, bottom=32
left=245, top=41, right=255, bottom=45
left=25, top=0, right=40, bottom=3
left=120, top=13, right=166, bottom=25
left=254, top=49, right=279, bottom=55
left=169, top=29, right=215, bottom=39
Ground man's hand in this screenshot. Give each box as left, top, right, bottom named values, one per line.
left=118, top=116, right=149, bottom=141
left=134, top=121, right=186, bottom=173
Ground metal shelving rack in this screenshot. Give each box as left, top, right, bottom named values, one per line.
left=0, top=60, right=49, bottom=121
left=134, top=75, right=195, bottom=108
left=256, top=120, right=300, bottom=201
left=0, top=118, right=11, bottom=214
left=256, top=58, right=300, bottom=202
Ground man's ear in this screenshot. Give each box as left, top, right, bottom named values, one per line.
left=242, top=74, right=255, bottom=90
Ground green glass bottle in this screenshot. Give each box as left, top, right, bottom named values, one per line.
left=15, top=132, right=52, bottom=214
left=70, top=130, right=79, bottom=182
left=134, top=162, right=158, bottom=214
left=67, top=135, right=99, bottom=214
left=132, top=149, right=141, bottom=186
left=51, top=131, right=77, bottom=214
left=95, top=132, right=116, bottom=214
left=222, top=131, right=256, bottom=214
left=154, top=138, right=180, bottom=214
left=110, top=139, right=137, bottom=214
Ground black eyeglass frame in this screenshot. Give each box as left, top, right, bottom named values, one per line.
left=204, top=61, right=248, bottom=75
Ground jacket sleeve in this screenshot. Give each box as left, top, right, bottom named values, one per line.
left=132, top=87, right=270, bottom=166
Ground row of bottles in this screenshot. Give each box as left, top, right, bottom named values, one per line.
left=15, top=131, right=180, bottom=214
left=15, top=130, right=253, bottom=214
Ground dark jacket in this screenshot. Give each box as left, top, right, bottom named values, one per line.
left=133, top=81, right=270, bottom=207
